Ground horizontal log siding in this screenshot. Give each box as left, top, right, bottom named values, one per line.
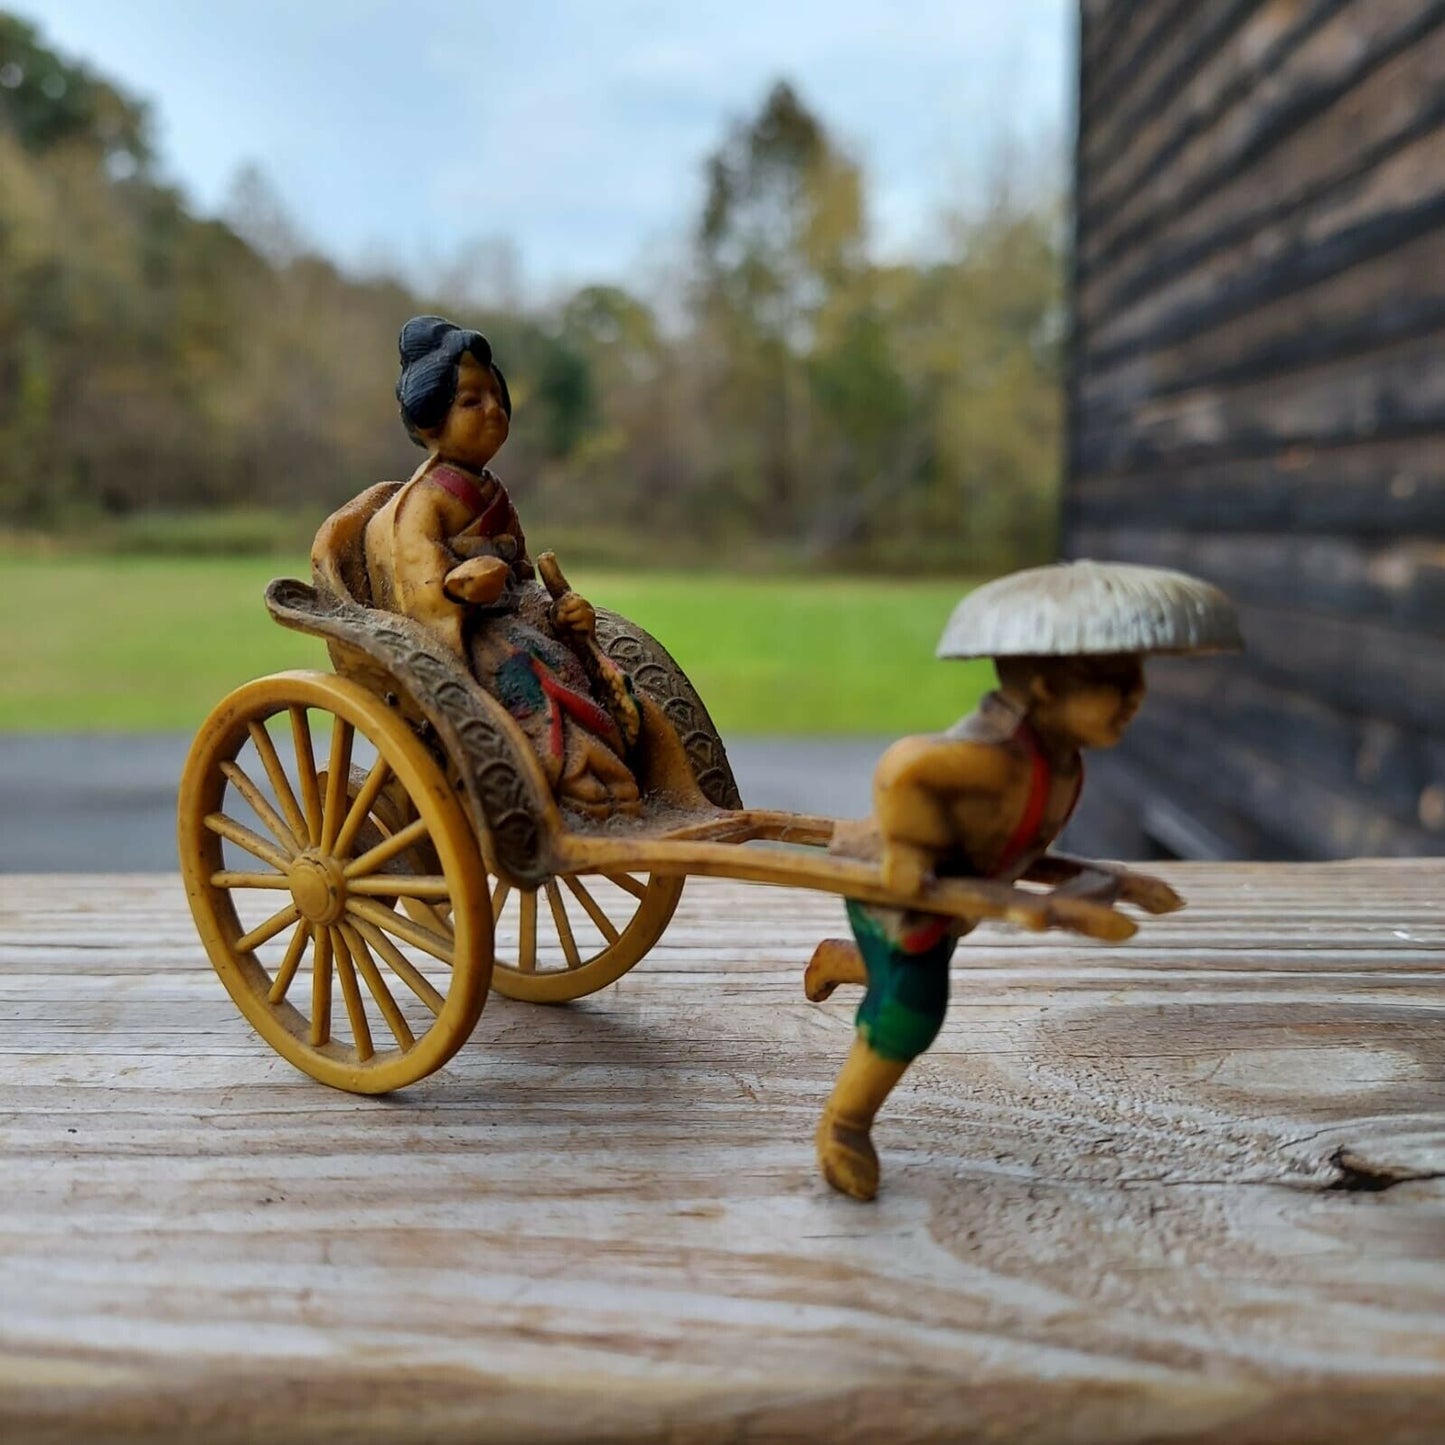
left=1067, top=0, right=1445, bottom=860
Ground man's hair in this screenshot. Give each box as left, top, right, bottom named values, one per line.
left=994, top=653, right=1143, bottom=695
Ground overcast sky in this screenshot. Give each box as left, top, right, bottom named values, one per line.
left=25, top=1, right=1073, bottom=297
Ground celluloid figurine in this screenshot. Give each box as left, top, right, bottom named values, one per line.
left=805, top=561, right=1242, bottom=1200
left=362, top=316, right=644, bottom=821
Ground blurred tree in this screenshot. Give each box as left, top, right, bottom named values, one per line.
left=223, top=163, right=303, bottom=266
left=694, top=81, right=866, bottom=532
left=0, top=13, right=150, bottom=167
left=0, top=18, right=1063, bottom=575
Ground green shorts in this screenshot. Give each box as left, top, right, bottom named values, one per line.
left=846, top=899, right=958, bottom=1063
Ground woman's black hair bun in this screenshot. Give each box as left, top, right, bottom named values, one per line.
left=399, top=315, right=458, bottom=365
left=396, top=316, right=509, bottom=442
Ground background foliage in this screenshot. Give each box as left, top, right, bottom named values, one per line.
left=0, top=14, right=1064, bottom=573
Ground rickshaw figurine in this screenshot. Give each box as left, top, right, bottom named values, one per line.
left=177, top=316, right=1241, bottom=1197
left=806, top=564, right=1243, bottom=1199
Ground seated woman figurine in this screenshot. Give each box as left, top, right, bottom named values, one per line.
left=364, top=316, right=643, bottom=822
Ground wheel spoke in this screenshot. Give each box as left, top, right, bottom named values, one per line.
left=342, top=923, right=415, bottom=1051
left=350, top=916, right=445, bottom=1016
left=519, top=889, right=537, bottom=972
left=220, top=761, right=302, bottom=854
left=545, top=882, right=582, bottom=970
left=331, top=927, right=374, bottom=1062
left=562, top=875, right=621, bottom=944
left=248, top=720, right=309, bottom=850
left=320, top=719, right=355, bottom=854
left=350, top=874, right=451, bottom=899
left=268, top=921, right=312, bottom=1004
left=211, top=870, right=288, bottom=890
left=310, top=927, right=333, bottom=1045
left=289, top=706, right=323, bottom=845
left=343, top=817, right=429, bottom=879
left=235, top=902, right=300, bottom=955
left=605, top=873, right=648, bottom=901
left=205, top=813, right=290, bottom=872
left=348, top=897, right=454, bottom=965
left=333, top=757, right=393, bottom=861
left=491, top=877, right=511, bottom=918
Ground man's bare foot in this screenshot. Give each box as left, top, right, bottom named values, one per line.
left=804, top=938, right=867, bottom=1002
left=816, top=1110, right=880, bottom=1200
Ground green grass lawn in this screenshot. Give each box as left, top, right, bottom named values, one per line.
left=0, top=553, right=992, bottom=734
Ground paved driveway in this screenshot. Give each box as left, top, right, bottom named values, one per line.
left=0, top=734, right=891, bottom=872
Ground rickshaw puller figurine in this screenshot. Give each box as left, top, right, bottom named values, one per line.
left=807, top=562, right=1243, bottom=1201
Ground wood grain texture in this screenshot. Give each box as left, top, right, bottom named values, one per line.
left=1077, top=321, right=1445, bottom=476
left=1081, top=0, right=1444, bottom=276
left=1080, top=16, right=1445, bottom=329
left=1081, top=0, right=1347, bottom=242
left=3, top=868, right=1445, bottom=1442
left=1067, top=436, right=1445, bottom=536
left=1068, top=1, right=1445, bottom=864
left=1068, top=526, right=1445, bottom=634
left=1080, top=124, right=1445, bottom=372
left=1079, top=222, right=1445, bottom=414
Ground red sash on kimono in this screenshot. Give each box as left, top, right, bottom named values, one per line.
left=427, top=464, right=525, bottom=550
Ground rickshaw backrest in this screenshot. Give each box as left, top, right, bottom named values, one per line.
left=310, top=481, right=402, bottom=606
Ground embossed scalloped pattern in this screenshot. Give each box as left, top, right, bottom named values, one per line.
left=594, top=609, right=742, bottom=811
left=266, top=579, right=553, bottom=885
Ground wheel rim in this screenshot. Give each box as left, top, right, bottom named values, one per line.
left=488, top=869, right=683, bottom=1004
left=179, top=671, right=491, bottom=1093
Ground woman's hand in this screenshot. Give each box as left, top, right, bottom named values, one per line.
left=551, top=591, right=596, bottom=639
left=443, top=555, right=510, bottom=605
left=537, top=551, right=596, bottom=640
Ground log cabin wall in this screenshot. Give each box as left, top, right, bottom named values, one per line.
left=1063, top=0, right=1445, bottom=861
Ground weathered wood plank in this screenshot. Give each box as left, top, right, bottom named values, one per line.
left=1069, top=528, right=1445, bottom=636
left=1081, top=123, right=1445, bottom=370
left=1063, top=749, right=1290, bottom=862
left=1077, top=327, right=1445, bottom=477
left=3, top=869, right=1445, bottom=1443
left=1079, top=0, right=1204, bottom=150
left=1145, top=661, right=1445, bottom=840
left=1081, top=0, right=1445, bottom=277
left=1225, top=602, right=1445, bottom=742
left=1080, top=224, right=1445, bottom=420
left=1079, top=17, right=1445, bottom=332
left=1122, top=690, right=1444, bottom=859
left=1068, top=437, right=1445, bottom=535
left=1082, top=0, right=1342, bottom=237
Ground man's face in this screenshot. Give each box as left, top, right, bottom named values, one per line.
left=425, top=352, right=509, bottom=469
left=1033, top=655, right=1146, bottom=749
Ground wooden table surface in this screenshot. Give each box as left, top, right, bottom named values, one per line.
left=2, top=862, right=1444, bottom=1443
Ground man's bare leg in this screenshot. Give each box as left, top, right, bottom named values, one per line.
left=816, top=1036, right=910, bottom=1201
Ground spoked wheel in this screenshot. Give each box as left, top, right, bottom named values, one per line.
left=488, top=869, right=684, bottom=1004
left=179, top=671, right=492, bottom=1093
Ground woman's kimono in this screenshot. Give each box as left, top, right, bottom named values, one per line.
left=364, top=459, right=641, bottom=821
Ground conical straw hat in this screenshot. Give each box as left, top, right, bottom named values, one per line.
left=937, top=560, right=1243, bottom=660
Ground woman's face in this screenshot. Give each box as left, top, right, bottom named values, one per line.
left=426, top=352, right=509, bottom=469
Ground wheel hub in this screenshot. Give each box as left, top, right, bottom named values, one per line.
left=289, top=853, right=346, bottom=925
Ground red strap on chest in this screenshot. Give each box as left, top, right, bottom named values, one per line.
left=426, top=464, right=490, bottom=514
left=995, top=725, right=1049, bottom=875
left=474, top=485, right=516, bottom=537
left=993, top=723, right=1083, bottom=876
